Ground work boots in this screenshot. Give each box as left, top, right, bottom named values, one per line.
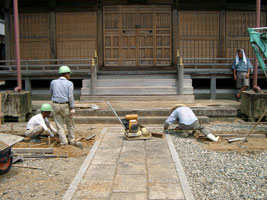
left=31, top=134, right=41, bottom=143
left=70, top=141, right=83, bottom=150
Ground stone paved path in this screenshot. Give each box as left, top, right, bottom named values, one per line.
left=68, top=127, right=191, bottom=200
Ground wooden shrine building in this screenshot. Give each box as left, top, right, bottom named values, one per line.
left=0, top=0, right=266, bottom=100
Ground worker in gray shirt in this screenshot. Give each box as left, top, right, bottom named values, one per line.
left=50, top=66, right=82, bottom=149
left=164, top=104, right=219, bottom=142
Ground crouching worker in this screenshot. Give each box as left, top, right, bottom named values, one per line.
left=164, top=104, right=219, bottom=142
left=25, top=103, right=57, bottom=143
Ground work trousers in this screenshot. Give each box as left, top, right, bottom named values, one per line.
left=52, top=103, right=75, bottom=145
left=179, top=120, right=210, bottom=136
left=25, top=125, right=44, bottom=138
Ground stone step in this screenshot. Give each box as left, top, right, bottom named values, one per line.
left=80, top=95, right=195, bottom=102
left=75, top=106, right=237, bottom=117
left=81, top=86, right=194, bottom=95
left=74, top=115, right=210, bottom=124
left=82, top=79, right=192, bottom=87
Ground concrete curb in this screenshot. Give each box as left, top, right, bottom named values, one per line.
left=62, top=128, right=107, bottom=200
left=166, top=134, right=195, bottom=200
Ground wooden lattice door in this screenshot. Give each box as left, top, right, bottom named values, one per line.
left=104, top=5, right=171, bottom=67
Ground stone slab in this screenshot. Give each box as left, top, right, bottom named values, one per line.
left=92, top=149, right=121, bottom=165
left=111, top=193, right=147, bottom=200
left=117, top=162, right=146, bottom=175
left=113, top=175, right=147, bottom=193
left=73, top=179, right=113, bottom=199
left=148, top=182, right=185, bottom=200
left=83, top=164, right=116, bottom=180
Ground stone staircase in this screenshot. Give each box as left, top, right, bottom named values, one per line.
left=80, top=72, right=194, bottom=98
left=74, top=106, right=237, bottom=125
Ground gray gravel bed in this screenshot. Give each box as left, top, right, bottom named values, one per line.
left=171, top=123, right=267, bottom=200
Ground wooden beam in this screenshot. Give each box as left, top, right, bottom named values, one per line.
left=49, top=9, right=57, bottom=59
left=97, top=2, right=103, bottom=67
left=219, top=10, right=226, bottom=59
left=12, top=148, right=53, bottom=154
left=172, top=8, right=178, bottom=65
left=4, top=0, right=11, bottom=61
left=210, top=74, right=216, bottom=100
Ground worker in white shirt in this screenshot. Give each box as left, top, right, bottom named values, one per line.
left=164, top=104, right=219, bottom=142
left=25, top=103, right=57, bottom=143
left=50, top=66, right=83, bottom=149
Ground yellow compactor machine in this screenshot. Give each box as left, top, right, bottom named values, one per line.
left=107, top=101, right=151, bottom=140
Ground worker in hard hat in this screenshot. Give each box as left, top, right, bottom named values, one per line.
left=25, top=103, right=57, bottom=143
left=164, top=104, right=219, bottom=142
left=50, top=66, right=83, bottom=149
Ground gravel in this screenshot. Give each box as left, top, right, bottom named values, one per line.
left=171, top=123, right=267, bottom=200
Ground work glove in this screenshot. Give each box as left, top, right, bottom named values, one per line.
left=70, top=108, right=75, bottom=116
left=48, top=130, right=54, bottom=138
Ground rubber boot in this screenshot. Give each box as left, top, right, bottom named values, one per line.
left=207, top=134, right=219, bottom=142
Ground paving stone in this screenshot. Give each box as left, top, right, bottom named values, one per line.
left=146, top=141, right=168, bottom=150
left=111, top=193, right=147, bottom=200
left=74, top=179, right=113, bottom=199
left=92, top=149, right=121, bottom=164
left=148, top=182, right=185, bottom=200
left=148, top=163, right=179, bottom=184
left=146, top=148, right=171, bottom=159
left=83, top=164, right=116, bottom=180
left=102, top=134, right=124, bottom=141
left=99, top=140, right=123, bottom=149
left=147, top=156, right=174, bottom=165
left=117, top=162, right=146, bottom=175
left=113, top=175, right=147, bottom=193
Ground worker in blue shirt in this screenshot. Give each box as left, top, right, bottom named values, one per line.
left=50, top=66, right=82, bottom=149
left=232, top=49, right=252, bottom=100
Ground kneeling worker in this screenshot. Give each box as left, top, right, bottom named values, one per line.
left=164, top=104, right=219, bottom=142
left=25, top=103, right=57, bottom=143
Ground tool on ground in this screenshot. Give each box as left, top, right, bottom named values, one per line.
left=239, top=109, right=267, bottom=146
left=228, top=137, right=247, bottom=143
left=106, top=101, right=151, bottom=140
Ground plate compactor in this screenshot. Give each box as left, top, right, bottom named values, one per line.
left=107, top=101, right=151, bottom=140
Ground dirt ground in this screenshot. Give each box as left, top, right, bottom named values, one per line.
left=0, top=121, right=266, bottom=199
left=0, top=123, right=105, bottom=200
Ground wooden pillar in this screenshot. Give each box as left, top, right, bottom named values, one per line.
left=219, top=10, right=226, bottom=60
left=97, top=2, right=103, bottom=67
left=4, top=0, right=11, bottom=61
left=210, top=75, right=216, bottom=100
left=24, top=78, right=31, bottom=91
left=172, top=8, right=178, bottom=65
left=49, top=0, right=57, bottom=59
left=177, top=57, right=184, bottom=94
left=90, top=58, right=97, bottom=96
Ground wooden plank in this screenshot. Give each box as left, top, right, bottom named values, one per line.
left=12, top=148, right=53, bottom=154
left=219, top=10, right=226, bottom=59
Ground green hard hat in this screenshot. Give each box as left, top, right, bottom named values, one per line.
left=40, top=103, right=52, bottom=112
left=59, top=65, right=72, bottom=74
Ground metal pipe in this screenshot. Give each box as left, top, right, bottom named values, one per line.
left=13, top=0, right=22, bottom=92
left=253, top=0, right=261, bottom=89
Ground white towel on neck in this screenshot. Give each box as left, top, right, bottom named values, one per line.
left=235, top=49, right=247, bottom=65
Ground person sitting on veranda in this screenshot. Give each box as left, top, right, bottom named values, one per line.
left=164, top=104, right=219, bottom=142
left=25, top=103, right=57, bottom=143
